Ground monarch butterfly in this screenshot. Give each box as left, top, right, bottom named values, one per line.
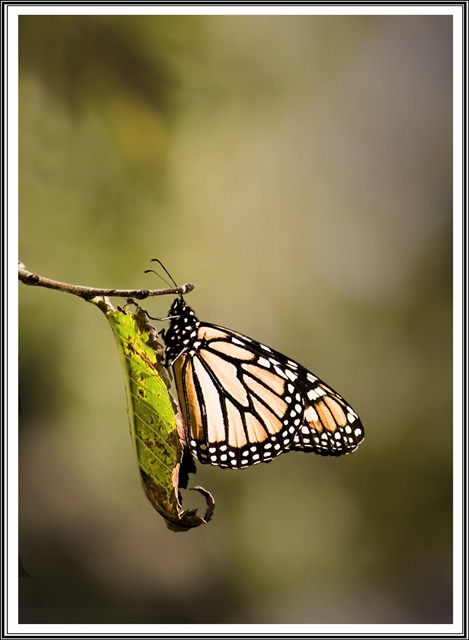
left=162, top=296, right=364, bottom=469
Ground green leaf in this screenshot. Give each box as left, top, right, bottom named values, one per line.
left=92, top=296, right=214, bottom=532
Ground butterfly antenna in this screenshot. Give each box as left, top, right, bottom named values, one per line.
left=144, top=268, right=172, bottom=288
left=150, top=258, right=178, bottom=288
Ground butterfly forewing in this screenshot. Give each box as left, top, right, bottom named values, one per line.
left=163, top=298, right=364, bottom=469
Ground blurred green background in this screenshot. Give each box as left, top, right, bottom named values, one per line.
left=18, top=14, right=452, bottom=624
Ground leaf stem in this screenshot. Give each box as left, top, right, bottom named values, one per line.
left=18, top=262, right=194, bottom=300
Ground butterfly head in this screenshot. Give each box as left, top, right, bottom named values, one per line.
left=168, top=296, right=188, bottom=318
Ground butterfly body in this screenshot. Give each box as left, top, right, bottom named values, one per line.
left=163, top=297, right=364, bottom=469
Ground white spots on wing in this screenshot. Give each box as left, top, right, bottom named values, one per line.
left=274, top=365, right=288, bottom=379
left=258, top=357, right=271, bottom=368
left=285, top=369, right=298, bottom=381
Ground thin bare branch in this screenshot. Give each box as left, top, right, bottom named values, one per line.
left=18, top=262, right=194, bottom=300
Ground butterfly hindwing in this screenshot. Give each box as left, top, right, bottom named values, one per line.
left=163, top=298, right=364, bottom=469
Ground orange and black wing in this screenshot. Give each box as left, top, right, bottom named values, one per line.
left=171, top=320, right=364, bottom=469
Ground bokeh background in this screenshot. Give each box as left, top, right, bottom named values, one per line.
left=18, top=14, right=453, bottom=624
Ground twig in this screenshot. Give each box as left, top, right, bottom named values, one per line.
left=18, top=262, right=194, bottom=300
